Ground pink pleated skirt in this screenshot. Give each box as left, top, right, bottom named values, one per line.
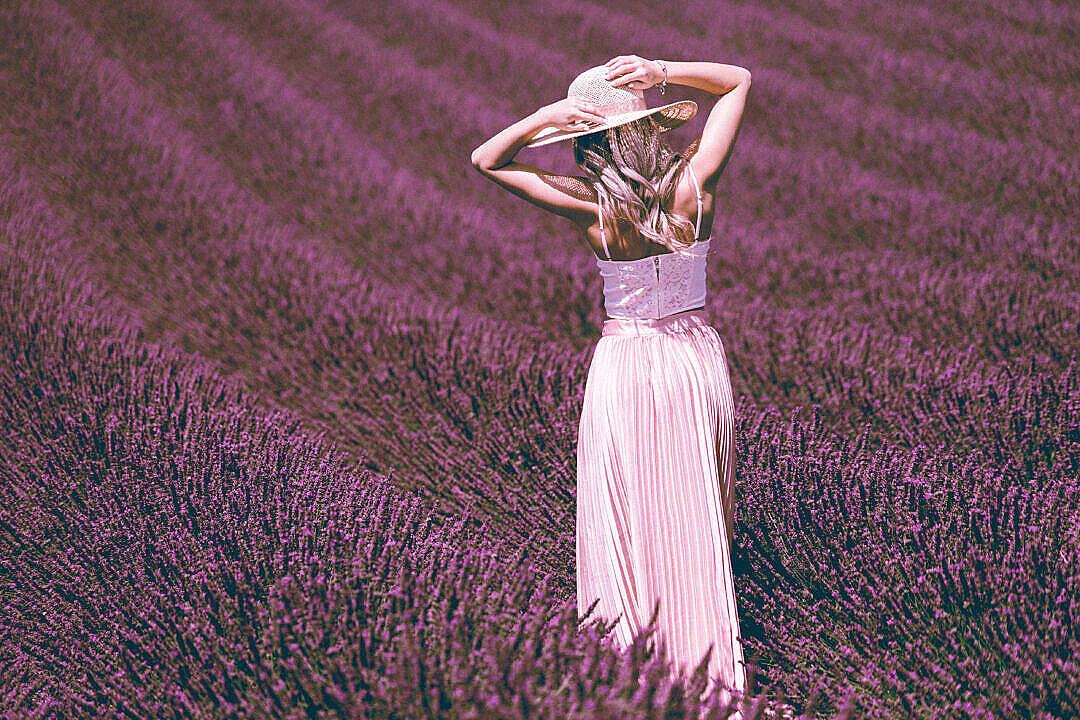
left=576, top=309, right=747, bottom=707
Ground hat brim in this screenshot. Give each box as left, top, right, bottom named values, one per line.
left=524, top=99, right=697, bottom=148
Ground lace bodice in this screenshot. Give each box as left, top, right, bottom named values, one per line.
left=595, top=237, right=710, bottom=319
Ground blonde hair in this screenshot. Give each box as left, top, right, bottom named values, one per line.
left=571, top=116, right=697, bottom=253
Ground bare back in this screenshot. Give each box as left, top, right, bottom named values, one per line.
left=575, top=137, right=715, bottom=261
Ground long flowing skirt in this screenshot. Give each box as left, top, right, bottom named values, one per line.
left=576, top=309, right=746, bottom=708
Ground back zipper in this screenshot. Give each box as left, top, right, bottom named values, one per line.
left=654, top=255, right=660, bottom=316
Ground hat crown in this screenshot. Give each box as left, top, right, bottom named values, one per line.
left=568, top=65, right=647, bottom=116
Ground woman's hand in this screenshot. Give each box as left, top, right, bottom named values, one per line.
left=537, top=97, right=608, bottom=132
left=603, top=55, right=663, bottom=90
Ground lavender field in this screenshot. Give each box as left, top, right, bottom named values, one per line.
left=1, top=0, right=1077, bottom=717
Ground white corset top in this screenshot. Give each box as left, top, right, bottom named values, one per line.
left=594, top=162, right=710, bottom=320
left=596, top=238, right=710, bottom=319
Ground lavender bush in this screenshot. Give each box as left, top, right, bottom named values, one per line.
left=1, top=213, right=782, bottom=718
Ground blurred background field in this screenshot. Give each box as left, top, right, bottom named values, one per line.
left=1, top=0, right=1077, bottom=717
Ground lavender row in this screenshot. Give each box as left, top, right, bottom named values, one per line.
left=756, top=0, right=1080, bottom=90
left=5, top=184, right=1075, bottom=718
left=1, top=0, right=1075, bottom=492
left=305, top=0, right=1079, bottom=258
left=436, top=0, right=1079, bottom=217
left=0, top=203, right=789, bottom=718
left=71, top=0, right=1066, bottom=286
left=734, top=409, right=1080, bottom=718
left=41, top=0, right=1077, bottom=364
left=259, top=0, right=1078, bottom=308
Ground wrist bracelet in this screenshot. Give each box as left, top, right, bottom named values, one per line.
left=657, top=60, right=668, bottom=94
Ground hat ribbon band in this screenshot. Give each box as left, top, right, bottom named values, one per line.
left=593, top=97, right=649, bottom=117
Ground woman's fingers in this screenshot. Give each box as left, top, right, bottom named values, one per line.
left=578, top=101, right=605, bottom=120
left=604, top=60, right=628, bottom=77
left=577, top=114, right=605, bottom=126
left=610, top=69, right=643, bottom=87
left=604, top=57, right=654, bottom=89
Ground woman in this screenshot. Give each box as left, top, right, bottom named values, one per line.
left=471, top=56, right=754, bottom=715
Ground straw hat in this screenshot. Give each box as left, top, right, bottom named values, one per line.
left=525, top=64, right=697, bottom=148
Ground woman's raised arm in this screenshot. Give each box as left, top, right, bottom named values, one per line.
left=656, top=60, right=752, bottom=189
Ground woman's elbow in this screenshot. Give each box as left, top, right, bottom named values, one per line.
left=470, top=148, right=488, bottom=169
